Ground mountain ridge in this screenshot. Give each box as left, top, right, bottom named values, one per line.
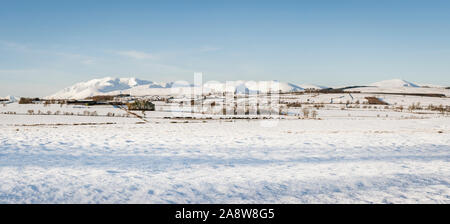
left=47, top=78, right=309, bottom=99
left=369, top=79, right=419, bottom=88
left=46, top=77, right=430, bottom=99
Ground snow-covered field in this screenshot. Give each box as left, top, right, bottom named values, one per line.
left=0, top=101, right=449, bottom=203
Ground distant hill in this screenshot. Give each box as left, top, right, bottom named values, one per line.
left=369, top=79, right=419, bottom=88
left=47, top=77, right=305, bottom=99
left=44, top=77, right=449, bottom=99
left=46, top=77, right=175, bottom=99
left=0, top=95, right=18, bottom=102
left=297, top=84, right=328, bottom=90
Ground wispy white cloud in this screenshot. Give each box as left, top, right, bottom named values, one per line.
left=0, top=68, right=74, bottom=78
left=116, top=50, right=155, bottom=60
left=0, top=40, right=99, bottom=66
left=81, top=59, right=96, bottom=65
left=199, top=46, right=222, bottom=52
left=0, top=40, right=30, bottom=52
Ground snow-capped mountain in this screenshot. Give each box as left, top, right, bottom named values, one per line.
left=46, top=77, right=442, bottom=99
left=203, top=80, right=303, bottom=93
left=344, top=79, right=450, bottom=96
left=47, top=77, right=174, bottom=99
left=369, top=79, right=419, bottom=88
left=47, top=77, right=305, bottom=99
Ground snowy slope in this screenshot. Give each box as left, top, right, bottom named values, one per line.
left=418, top=83, right=447, bottom=88
left=370, top=79, right=420, bottom=88
left=45, top=77, right=449, bottom=99
left=0, top=115, right=449, bottom=203
left=47, top=78, right=304, bottom=99
left=47, top=77, right=173, bottom=99
left=298, top=84, right=328, bottom=90
left=344, top=79, right=450, bottom=96
left=203, top=80, right=303, bottom=93
left=0, top=95, right=18, bottom=102
left=348, top=86, right=450, bottom=96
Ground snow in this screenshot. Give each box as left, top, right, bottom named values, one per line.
left=0, top=99, right=449, bottom=203
left=2, top=79, right=450, bottom=203
left=47, top=77, right=304, bottom=99
left=335, top=79, right=448, bottom=96
left=0, top=95, right=18, bottom=102
left=203, top=80, right=303, bottom=93
left=45, top=77, right=450, bottom=100
left=418, top=83, right=448, bottom=88
left=347, top=86, right=450, bottom=97
left=370, top=79, right=420, bottom=88
left=47, top=77, right=173, bottom=99
left=298, top=84, right=328, bottom=90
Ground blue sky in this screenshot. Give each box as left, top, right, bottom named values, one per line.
left=1, top=0, right=450, bottom=96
